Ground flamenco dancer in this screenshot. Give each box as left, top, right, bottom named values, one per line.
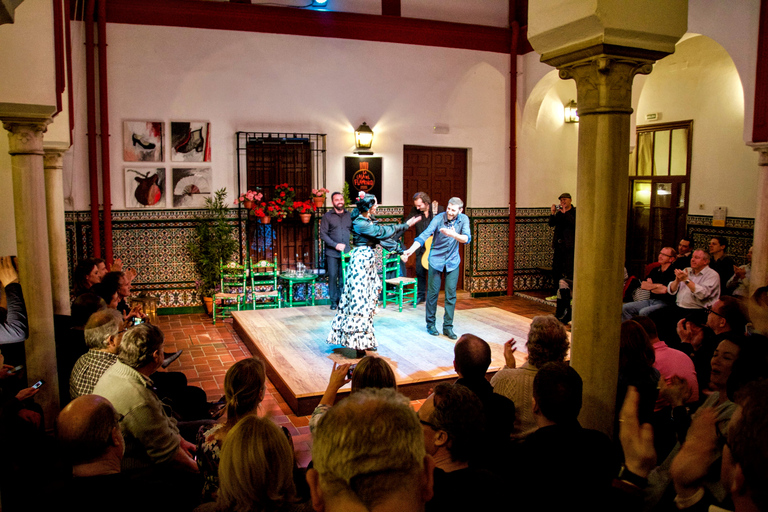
left=326, top=193, right=421, bottom=358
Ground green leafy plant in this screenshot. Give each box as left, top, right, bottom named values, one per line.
left=342, top=181, right=352, bottom=208
left=188, top=188, right=240, bottom=299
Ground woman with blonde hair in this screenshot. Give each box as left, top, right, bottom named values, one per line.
left=197, top=357, right=267, bottom=501
left=196, top=415, right=312, bottom=512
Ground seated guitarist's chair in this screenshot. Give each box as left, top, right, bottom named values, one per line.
left=213, top=259, right=247, bottom=325
left=341, top=249, right=354, bottom=281
left=381, top=250, right=417, bottom=312
left=248, top=257, right=281, bottom=309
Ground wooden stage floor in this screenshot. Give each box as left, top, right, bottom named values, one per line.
left=233, top=304, right=545, bottom=416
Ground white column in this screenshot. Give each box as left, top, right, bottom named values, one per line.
left=0, top=102, right=60, bottom=428
left=747, top=143, right=768, bottom=295
left=44, top=142, right=72, bottom=316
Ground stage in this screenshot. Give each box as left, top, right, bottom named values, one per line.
left=233, top=304, right=540, bottom=416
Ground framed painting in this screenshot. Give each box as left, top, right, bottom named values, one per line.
left=172, top=167, right=212, bottom=207
left=171, top=121, right=211, bottom=162
left=123, top=121, right=164, bottom=162
left=124, top=167, right=166, bottom=208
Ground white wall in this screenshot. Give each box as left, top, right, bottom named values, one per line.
left=63, top=23, right=510, bottom=211
left=636, top=35, right=758, bottom=218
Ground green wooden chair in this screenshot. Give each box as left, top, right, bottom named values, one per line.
left=213, top=259, right=248, bottom=325
left=341, top=249, right=354, bottom=281
left=248, top=257, right=281, bottom=309
left=381, top=250, right=417, bottom=312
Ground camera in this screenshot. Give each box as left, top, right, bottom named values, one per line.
left=347, top=364, right=357, bottom=379
left=555, top=205, right=562, bottom=211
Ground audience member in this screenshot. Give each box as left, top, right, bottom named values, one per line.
left=309, top=355, right=397, bottom=433
left=70, top=309, right=123, bottom=400
left=513, top=362, right=615, bottom=511
left=197, top=356, right=267, bottom=502
left=673, top=237, right=694, bottom=270
left=90, top=280, right=121, bottom=310
left=91, top=322, right=202, bottom=501
left=617, top=320, right=660, bottom=428
left=0, top=256, right=28, bottom=345
left=196, top=415, right=312, bottom=512
left=726, top=246, right=752, bottom=298
left=452, top=334, right=515, bottom=474
left=709, top=236, right=736, bottom=296
left=676, top=310, right=718, bottom=394
left=419, top=382, right=503, bottom=511
left=307, top=388, right=434, bottom=512
left=491, top=315, right=570, bottom=440
left=622, top=247, right=677, bottom=320
left=72, top=258, right=102, bottom=298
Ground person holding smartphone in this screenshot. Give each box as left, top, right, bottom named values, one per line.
left=0, top=255, right=28, bottom=345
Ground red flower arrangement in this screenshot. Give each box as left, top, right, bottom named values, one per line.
left=294, top=200, right=316, bottom=214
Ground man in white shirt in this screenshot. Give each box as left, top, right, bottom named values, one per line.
left=668, top=249, right=720, bottom=311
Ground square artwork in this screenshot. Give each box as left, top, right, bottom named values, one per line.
left=171, top=121, right=211, bottom=162
left=125, top=168, right=166, bottom=208
left=123, top=121, right=164, bottom=162
left=172, top=167, right=212, bottom=207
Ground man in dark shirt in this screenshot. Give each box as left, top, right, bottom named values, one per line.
left=673, top=237, right=693, bottom=270
left=318, top=192, right=351, bottom=310
left=548, top=192, right=576, bottom=282
left=622, top=247, right=678, bottom=320
left=708, top=236, right=736, bottom=296
left=405, top=192, right=444, bottom=304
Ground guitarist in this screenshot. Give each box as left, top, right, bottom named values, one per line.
left=405, top=192, right=444, bottom=304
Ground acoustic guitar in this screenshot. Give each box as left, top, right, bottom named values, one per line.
left=420, top=201, right=440, bottom=268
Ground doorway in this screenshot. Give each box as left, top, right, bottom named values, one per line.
left=626, top=121, right=692, bottom=279
left=402, top=145, right=468, bottom=289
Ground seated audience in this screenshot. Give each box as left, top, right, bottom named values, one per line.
left=726, top=245, right=752, bottom=298
left=72, top=258, right=103, bottom=298
left=513, top=362, right=615, bottom=511
left=676, top=310, right=718, bottom=393
left=709, top=236, right=736, bottom=296
left=617, top=320, right=660, bottom=428
left=101, top=270, right=146, bottom=323
left=91, top=322, right=202, bottom=504
left=622, top=247, right=677, bottom=320
left=197, top=356, right=267, bottom=502
left=673, top=237, right=694, bottom=270
left=490, top=315, right=570, bottom=440
left=195, top=415, right=312, bottom=512
left=0, top=256, right=28, bottom=345
left=452, top=333, right=515, bottom=474
left=309, top=355, right=397, bottom=433
left=307, top=388, right=434, bottom=512
left=419, top=382, right=503, bottom=511
left=70, top=309, right=123, bottom=400
left=90, top=280, right=121, bottom=310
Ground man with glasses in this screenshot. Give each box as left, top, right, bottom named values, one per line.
left=622, top=247, right=678, bottom=320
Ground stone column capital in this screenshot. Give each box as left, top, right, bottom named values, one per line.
left=43, top=141, right=71, bottom=169
left=0, top=103, right=56, bottom=156
left=545, top=45, right=665, bottom=116
left=747, top=141, right=768, bottom=165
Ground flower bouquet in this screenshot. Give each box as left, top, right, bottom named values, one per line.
left=235, top=189, right=263, bottom=209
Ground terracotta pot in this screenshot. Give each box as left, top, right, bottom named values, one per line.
left=203, top=297, right=213, bottom=315
left=242, top=199, right=254, bottom=209
left=299, top=213, right=312, bottom=224
left=313, top=196, right=325, bottom=207
left=259, top=216, right=271, bottom=224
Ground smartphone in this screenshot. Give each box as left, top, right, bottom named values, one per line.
left=132, top=316, right=146, bottom=326
left=347, top=364, right=357, bottom=379
left=7, top=365, right=23, bottom=375
left=32, top=379, right=45, bottom=389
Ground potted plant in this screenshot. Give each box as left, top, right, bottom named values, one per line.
left=188, top=188, right=240, bottom=313
left=311, top=187, right=330, bottom=208
left=235, top=188, right=263, bottom=210
left=295, top=200, right=316, bottom=223
left=252, top=201, right=271, bottom=224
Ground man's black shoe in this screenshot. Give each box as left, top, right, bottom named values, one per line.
left=443, top=328, right=458, bottom=340
left=427, top=325, right=439, bottom=336
left=330, top=303, right=338, bottom=310
left=417, top=297, right=426, bottom=305
left=162, top=350, right=183, bottom=369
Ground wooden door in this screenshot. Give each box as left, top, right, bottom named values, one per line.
left=402, top=146, right=468, bottom=289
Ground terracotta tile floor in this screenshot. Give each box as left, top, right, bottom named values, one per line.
left=154, top=293, right=553, bottom=468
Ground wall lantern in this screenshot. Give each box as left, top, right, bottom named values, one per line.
left=564, top=100, right=579, bottom=123
left=354, top=122, right=374, bottom=155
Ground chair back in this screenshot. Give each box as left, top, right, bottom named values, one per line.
left=341, top=249, right=354, bottom=281
left=248, top=257, right=280, bottom=309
